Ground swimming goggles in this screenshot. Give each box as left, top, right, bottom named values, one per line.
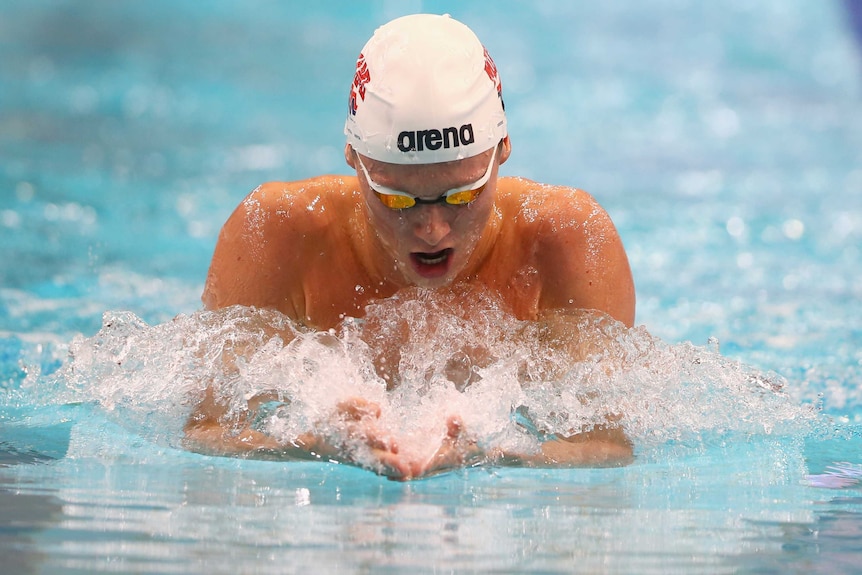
left=357, top=145, right=497, bottom=209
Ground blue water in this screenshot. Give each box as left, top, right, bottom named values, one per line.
left=2, top=1, right=862, bottom=573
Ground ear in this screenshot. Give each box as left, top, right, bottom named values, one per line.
left=344, top=144, right=357, bottom=169
left=498, top=136, right=512, bottom=165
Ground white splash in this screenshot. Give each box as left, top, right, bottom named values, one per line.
left=33, top=285, right=816, bottom=464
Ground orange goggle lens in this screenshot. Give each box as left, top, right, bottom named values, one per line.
left=358, top=145, right=496, bottom=210
left=373, top=186, right=485, bottom=209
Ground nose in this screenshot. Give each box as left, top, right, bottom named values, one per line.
left=412, top=205, right=451, bottom=246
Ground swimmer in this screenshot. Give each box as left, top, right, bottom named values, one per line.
left=186, top=14, right=636, bottom=479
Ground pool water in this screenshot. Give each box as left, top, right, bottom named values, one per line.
left=2, top=1, right=862, bottom=573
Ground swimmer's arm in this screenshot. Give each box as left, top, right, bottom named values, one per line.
left=499, top=426, right=634, bottom=468
left=417, top=420, right=633, bottom=472
left=184, top=393, right=429, bottom=479
left=183, top=387, right=338, bottom=460
left=504, top=308, right=635, bottom=468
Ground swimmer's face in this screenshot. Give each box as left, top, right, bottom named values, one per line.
left=347, top=140, right=509, bottom=288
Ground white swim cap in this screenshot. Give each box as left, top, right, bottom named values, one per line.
left=345, top=14, right=507, bottom=165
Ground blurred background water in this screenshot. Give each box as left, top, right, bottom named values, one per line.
left=2, top=1, right=862, bottom=572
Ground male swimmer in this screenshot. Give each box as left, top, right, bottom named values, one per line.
left=186, top=14, right=636, bottom=479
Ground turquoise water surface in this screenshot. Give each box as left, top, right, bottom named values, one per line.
left=2, top=1, right=862, bottom=573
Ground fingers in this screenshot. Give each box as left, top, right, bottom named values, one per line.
left=331, top=398, right=403, bottom=467
left=373, top=449, right=424, bottom=481
left=384, top=417, right=484, bottom=480
left=328, top=403, right=484, bottom=480
left=359, top=417, right=476, bottom=481
left=333, top=396, right=396, bottom=450
left=354, top=423, right=399, bottom=454
left=445, top=415, right=464, bottom=440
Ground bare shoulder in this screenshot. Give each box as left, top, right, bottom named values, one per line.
left=495, top=176, right=615, bottom=238
left=495, top=177, right=635, bottom=326
left=215, top=175, right=363, bottom=262
left=202, top=175, right=360, bottom=313
left=227, top=176, right=357, bottom=235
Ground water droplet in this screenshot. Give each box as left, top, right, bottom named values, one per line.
left=707, top=336, right=720, bottom=353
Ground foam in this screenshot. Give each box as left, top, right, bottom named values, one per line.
left=32, top=285, right=817, bottom=468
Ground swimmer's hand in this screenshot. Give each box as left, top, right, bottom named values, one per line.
left=313, top=400, right=484, bottom=481
left=385, top=416, right=485, bottom=480
left=183, top=392, right=481, bottom=480
left=182, top=393, right=396, bottom=465
left=327, top=408, right=634, bottom=478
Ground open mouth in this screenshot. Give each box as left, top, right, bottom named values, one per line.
left=409, top=248, right=453, bottom=279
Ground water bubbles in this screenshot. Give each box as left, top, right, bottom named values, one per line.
left=16, top=181, right=35, bottom=202
left=705, top=106, right=740, bottom=139
left=1, top=210, right=21, bottom=229
left=707, top=337, right=720, bottom=353
left=676, top=170, right=723, bottom=196
left=725, top=216, right=745, bottom=238
left=832, top=212, right=857, bottom=240
left=42, top=201, right=98, bottom=227
left=69, top=84, right=99, bottom=115
left=294, top=487, right=311, bottom=506
left=736, top=252, right=754, bottom=269
left=175, top=194, right=196, bottom=217
left=782, top=218, right=805, bottom=240
left=37, top=287, right=815, bottom=463
left=228, top=145, right=285, bottom=172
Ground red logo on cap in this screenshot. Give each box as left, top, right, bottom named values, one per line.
left=349, top=53, right=370, bottom=116
left=483, top=47, right=503, bottom=98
